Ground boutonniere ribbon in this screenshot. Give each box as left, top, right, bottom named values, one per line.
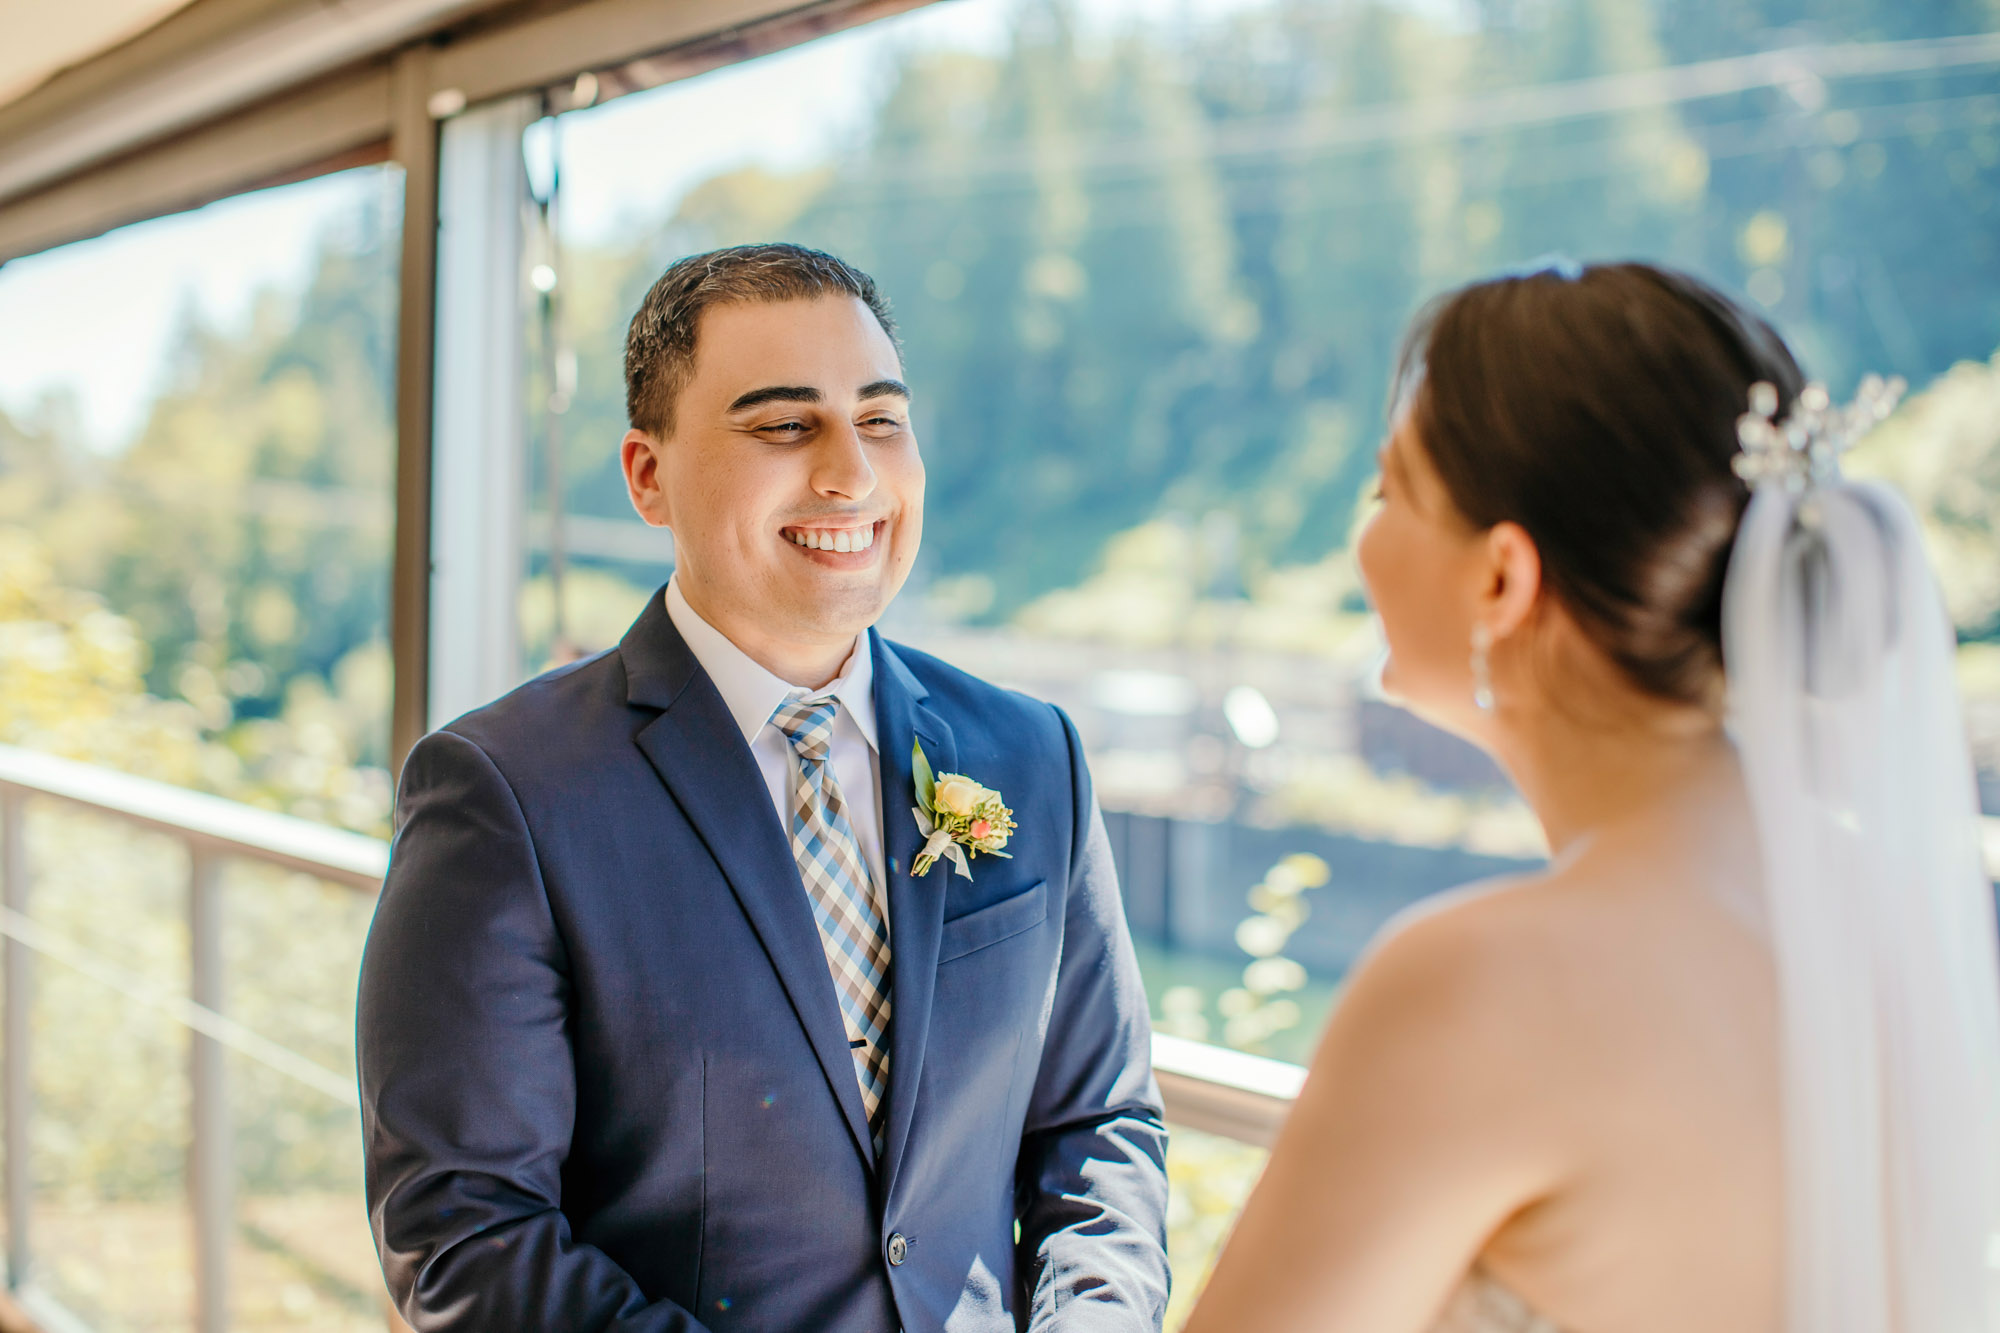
left=910, top=740, right=1017, bottom=880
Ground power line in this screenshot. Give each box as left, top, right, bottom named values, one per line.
left=794, top=89, right=2000, bottom=222
left=850, top=31, right=2000, bottom=189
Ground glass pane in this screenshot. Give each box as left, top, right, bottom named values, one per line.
left=0, top=166, right=402, bottom=813
left=0, top=164, right=401, bottom=1324
left=521, top=0, right=2000, bottom=1079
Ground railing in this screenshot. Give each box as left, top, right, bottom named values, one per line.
left=3, top=743, right=1996, bottom=1331
left=0, top=746, right=386, bottom=1333
left=1151, top=1035, right=1298, bottom=1147
left=0, top=745, right=1306, bottom=1332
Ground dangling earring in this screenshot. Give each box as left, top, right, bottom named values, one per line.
left=1470, top=625, right=1496, bottom=712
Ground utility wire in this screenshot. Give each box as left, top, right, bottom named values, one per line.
left=0, top=906, right=359, bottom=1108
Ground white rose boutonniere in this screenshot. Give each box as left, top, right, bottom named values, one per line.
left=910, top=740, right=1016, bottom=879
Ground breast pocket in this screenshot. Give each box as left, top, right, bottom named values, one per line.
left=936, top=880, right=1049, bottom=964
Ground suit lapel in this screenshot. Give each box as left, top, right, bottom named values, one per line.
left=622, top=593, right=876, bottom=1168
left=872, top=633, right=956, bottom=1199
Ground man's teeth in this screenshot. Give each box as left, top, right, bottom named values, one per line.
left=788, top=526, right=876, bottom=553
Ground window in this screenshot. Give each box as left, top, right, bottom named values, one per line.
left=0, top=165, right=400, bottom=1329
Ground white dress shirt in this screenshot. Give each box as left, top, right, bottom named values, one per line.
left=664, top=579, right=885, bottom=894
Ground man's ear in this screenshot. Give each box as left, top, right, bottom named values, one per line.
left=1480, top=520, right=1542, bottom=641
left=621, top=428, right=672, bottom=528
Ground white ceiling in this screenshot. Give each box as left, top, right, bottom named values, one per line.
left=0, top=0, right=201, bottom=111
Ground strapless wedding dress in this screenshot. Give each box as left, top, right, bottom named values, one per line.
left=1429, top=1270, right=1562, bottom=1333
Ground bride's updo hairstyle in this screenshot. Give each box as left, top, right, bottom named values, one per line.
left=1393, top=261, right=1807, bottom=708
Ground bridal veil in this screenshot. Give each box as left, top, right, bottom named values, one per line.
left=1723, top=388, right=2000, bottom=1332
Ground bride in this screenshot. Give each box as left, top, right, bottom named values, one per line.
left=1181, top=261, right=2000, bottom=1333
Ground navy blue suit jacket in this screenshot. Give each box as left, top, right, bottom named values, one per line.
left=357, top=592, right=1170, bottom=1331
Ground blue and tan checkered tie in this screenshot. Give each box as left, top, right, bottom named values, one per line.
left=770, top=695, right=893, bottom=1154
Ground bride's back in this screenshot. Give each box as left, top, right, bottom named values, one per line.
left=1193, top=735, right=1788, bottom=1333
left=1451, top=758, right=1781, bottom=1333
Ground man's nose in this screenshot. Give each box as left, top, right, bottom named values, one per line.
left=810, top=421, right=877, bottom=502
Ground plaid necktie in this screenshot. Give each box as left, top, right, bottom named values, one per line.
left=770, top=695, right=893, bottom=1154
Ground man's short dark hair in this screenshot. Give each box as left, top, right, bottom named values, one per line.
left=622, top=242, right=898, bottom=437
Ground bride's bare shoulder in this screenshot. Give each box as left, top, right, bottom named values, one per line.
left=1363, top=868, right=1570, bottom=976
left=1336, top=842, right=1746, bottom=1088
left=1329, top=866, right=1623, bottom=1068
left=1282, top=867, right=1615, bottom=1195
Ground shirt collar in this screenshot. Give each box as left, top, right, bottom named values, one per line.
left=664, top=577, right=878, bottom=753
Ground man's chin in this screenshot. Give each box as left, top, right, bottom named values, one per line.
left=778, top=579, right=894, bottom=640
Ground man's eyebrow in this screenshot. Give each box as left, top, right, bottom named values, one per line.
left=728, top=385, right=822, bottom=413
left=858, top=379, right=910, bottom=401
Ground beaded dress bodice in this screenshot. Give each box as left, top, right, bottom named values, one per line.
left=1429, top=1271, right=1563, bottom=1333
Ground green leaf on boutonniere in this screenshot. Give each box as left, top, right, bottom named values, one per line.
left=912, top=738, right=937, bottom=812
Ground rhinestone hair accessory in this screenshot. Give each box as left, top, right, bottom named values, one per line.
left=1733, top=373, right=1907, bottom=493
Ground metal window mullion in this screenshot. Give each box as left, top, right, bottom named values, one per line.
left=425, top=92, right=535, bottom=734
left=390, top=43, right=443, bottom=778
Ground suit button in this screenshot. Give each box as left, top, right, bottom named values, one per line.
left=886, top=1233, right=908, bottom=1267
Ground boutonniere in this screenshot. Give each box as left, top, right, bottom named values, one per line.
left=910, top=740, right=1016, bottom=879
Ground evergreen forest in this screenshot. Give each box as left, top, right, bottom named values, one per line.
left=3, top=0, right=1999, bottom=810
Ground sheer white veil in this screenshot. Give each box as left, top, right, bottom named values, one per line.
left=1722, top=388, right=2000, bottom=1333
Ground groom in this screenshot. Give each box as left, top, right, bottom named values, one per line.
left=356, top=243, right=1170, bottom=1331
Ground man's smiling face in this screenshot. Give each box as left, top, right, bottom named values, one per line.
left=624, top=295, right=924, bottom=677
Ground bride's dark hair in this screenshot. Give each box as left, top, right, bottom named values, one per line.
left=1392, top=260, right=1807, bottom=707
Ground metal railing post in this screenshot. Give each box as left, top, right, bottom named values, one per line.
left=1, top=790, right=28, bottom=1292
left=189, top=845, right=231, bottom=1333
